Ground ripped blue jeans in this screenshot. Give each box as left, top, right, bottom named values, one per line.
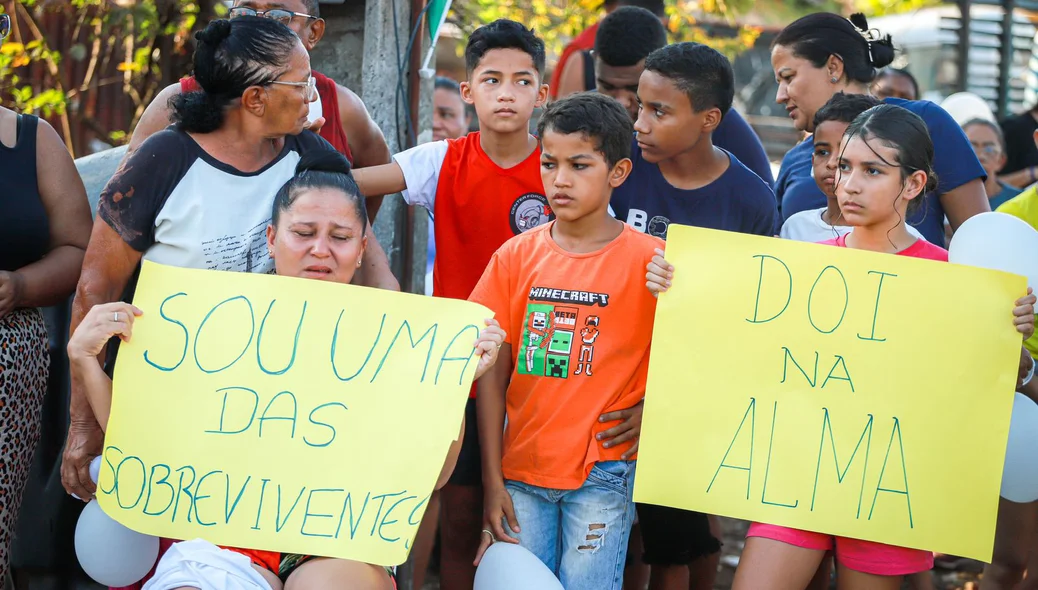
left=503, top=461, right=636, bottom=590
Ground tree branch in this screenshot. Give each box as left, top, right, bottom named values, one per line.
left=14, top=0, right=75, bottom=154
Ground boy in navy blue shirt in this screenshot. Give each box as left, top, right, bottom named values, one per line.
left=591, top=6, right=774, bottom=185
left=611, top=43, right=778, bottom=240
left=611, top=42, right=779, bottom=590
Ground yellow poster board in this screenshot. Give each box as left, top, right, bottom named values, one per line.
left=635, top=226, right=1025, bottom=562
left=97, top=261, right=489, bottom=566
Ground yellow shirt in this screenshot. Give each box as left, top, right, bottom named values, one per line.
left=997, top=187, right=1038, bottom=355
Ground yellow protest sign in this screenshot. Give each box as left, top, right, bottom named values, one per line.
left=97, top=261, right=489, bottom=566
left=635, top=226, right=1025, bottom=562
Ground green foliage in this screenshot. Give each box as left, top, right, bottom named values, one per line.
left=0, top=38, right=64, bottom=115
left=448, top=0, right=761, bottom=64
left=449, top=0, right=602, bottom=60
left=0, top=0, right=217, bottom=155
left=853, top=0, right=941, bottom=16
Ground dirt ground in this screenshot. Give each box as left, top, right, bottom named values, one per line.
left=420, top=517, right=988, bottom=589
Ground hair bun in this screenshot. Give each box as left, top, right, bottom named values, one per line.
left=196, top=19, right=233, bottom=46
left=848, top=12, right=895, bottom=68
left=868, top=35, right=896, bottom=68
left=296, top=150, right=352, bottom=176
left=849, top=13, right=869, bottom=33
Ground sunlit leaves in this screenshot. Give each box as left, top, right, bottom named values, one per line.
left=0, top=0, right=205, bottom=148
left=449, top=0, right=760, bottom=64
left=854, top=0, right=941, bottom=16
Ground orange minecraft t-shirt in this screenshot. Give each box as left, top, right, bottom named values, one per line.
left=469, top=222, right=662, bottom=490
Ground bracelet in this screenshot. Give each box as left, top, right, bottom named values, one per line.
left=1024, top=353, right=1036, bottom=388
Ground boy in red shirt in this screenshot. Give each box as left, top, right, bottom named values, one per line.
left=352, top=20, right=551, bottom=589
left=469, top=92, right=662, bottom=589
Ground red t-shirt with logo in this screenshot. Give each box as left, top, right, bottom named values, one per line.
left=395, top=132, right=552, bottom=300
left=394, top=132, right=552, bottom=396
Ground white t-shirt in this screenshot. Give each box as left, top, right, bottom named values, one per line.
left=98, top=128, right=333, bottom=274
left=395, top=141, right=450, bottom=297
left=392, top=140, right=449, bottom=211
left=779, top=207, right=923, bottom=243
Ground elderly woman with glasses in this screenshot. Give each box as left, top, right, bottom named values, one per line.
left=127, top=0, right=394, bottom=232
left=0, top=10, right=94, bottom=582
left=66, top=13, right=335, bottom=504
left=70, top=16, right=412, bottom=590
left=64, top=16, right=343, bottom=503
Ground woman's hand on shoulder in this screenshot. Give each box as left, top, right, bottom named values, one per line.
left=646, top=248, right=674, bottom=298
left=68, top=302, right=142, bottom=361
left=473, top=318, right=506, bottom=381
left=1014, top=287, right=1036, bottom=341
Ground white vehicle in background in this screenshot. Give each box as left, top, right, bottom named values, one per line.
left=869, top=6, right=1038, bottom=115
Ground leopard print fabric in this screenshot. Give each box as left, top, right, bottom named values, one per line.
left=0, top=307, right=49, bottom=580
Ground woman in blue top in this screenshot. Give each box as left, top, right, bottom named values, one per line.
left=771, top=12, right=989, bottom=246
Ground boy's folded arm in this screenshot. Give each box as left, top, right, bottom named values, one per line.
left=352, top=162, right=407, bottom=198
left=353, top=141, right=447, bottom=208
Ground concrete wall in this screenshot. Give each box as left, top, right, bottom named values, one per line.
left=312, top=0, right=430, bottom=294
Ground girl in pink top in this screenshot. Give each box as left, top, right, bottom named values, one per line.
left=646, top=103, right=1037, bottom=589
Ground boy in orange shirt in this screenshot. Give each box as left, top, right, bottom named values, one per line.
left=353, top=21, right=642, bottom=589
left=352, top=21, right=550, bottom=588
left=470, top=92, right=662, bottom=589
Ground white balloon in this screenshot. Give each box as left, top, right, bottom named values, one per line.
left=89, top=456, right=101, bottom=485
left=475, top=543, right=565, bottom=590
left=949, top=212, right=1038, bottom=291
left=940, top=92, right=996, bottom=126
left=75, top=500, right=160, bottom=586
left=1002, top=393, right=1038, bottom=503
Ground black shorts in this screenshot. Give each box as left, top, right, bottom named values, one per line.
left=447, top=398, right=482, bottom=486
left=636, top=503, right=721, bottom=565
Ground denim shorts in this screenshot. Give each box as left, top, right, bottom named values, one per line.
left=503, top=461, right=636, bottom=590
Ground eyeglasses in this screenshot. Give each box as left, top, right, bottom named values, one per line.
left=229, top=6, right=316, bottom=25
left=970, top=142, right=1002, bottom=158
left=1, top=14, right=11, bottom=41
left=269, top=75, right=317, bottom=101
